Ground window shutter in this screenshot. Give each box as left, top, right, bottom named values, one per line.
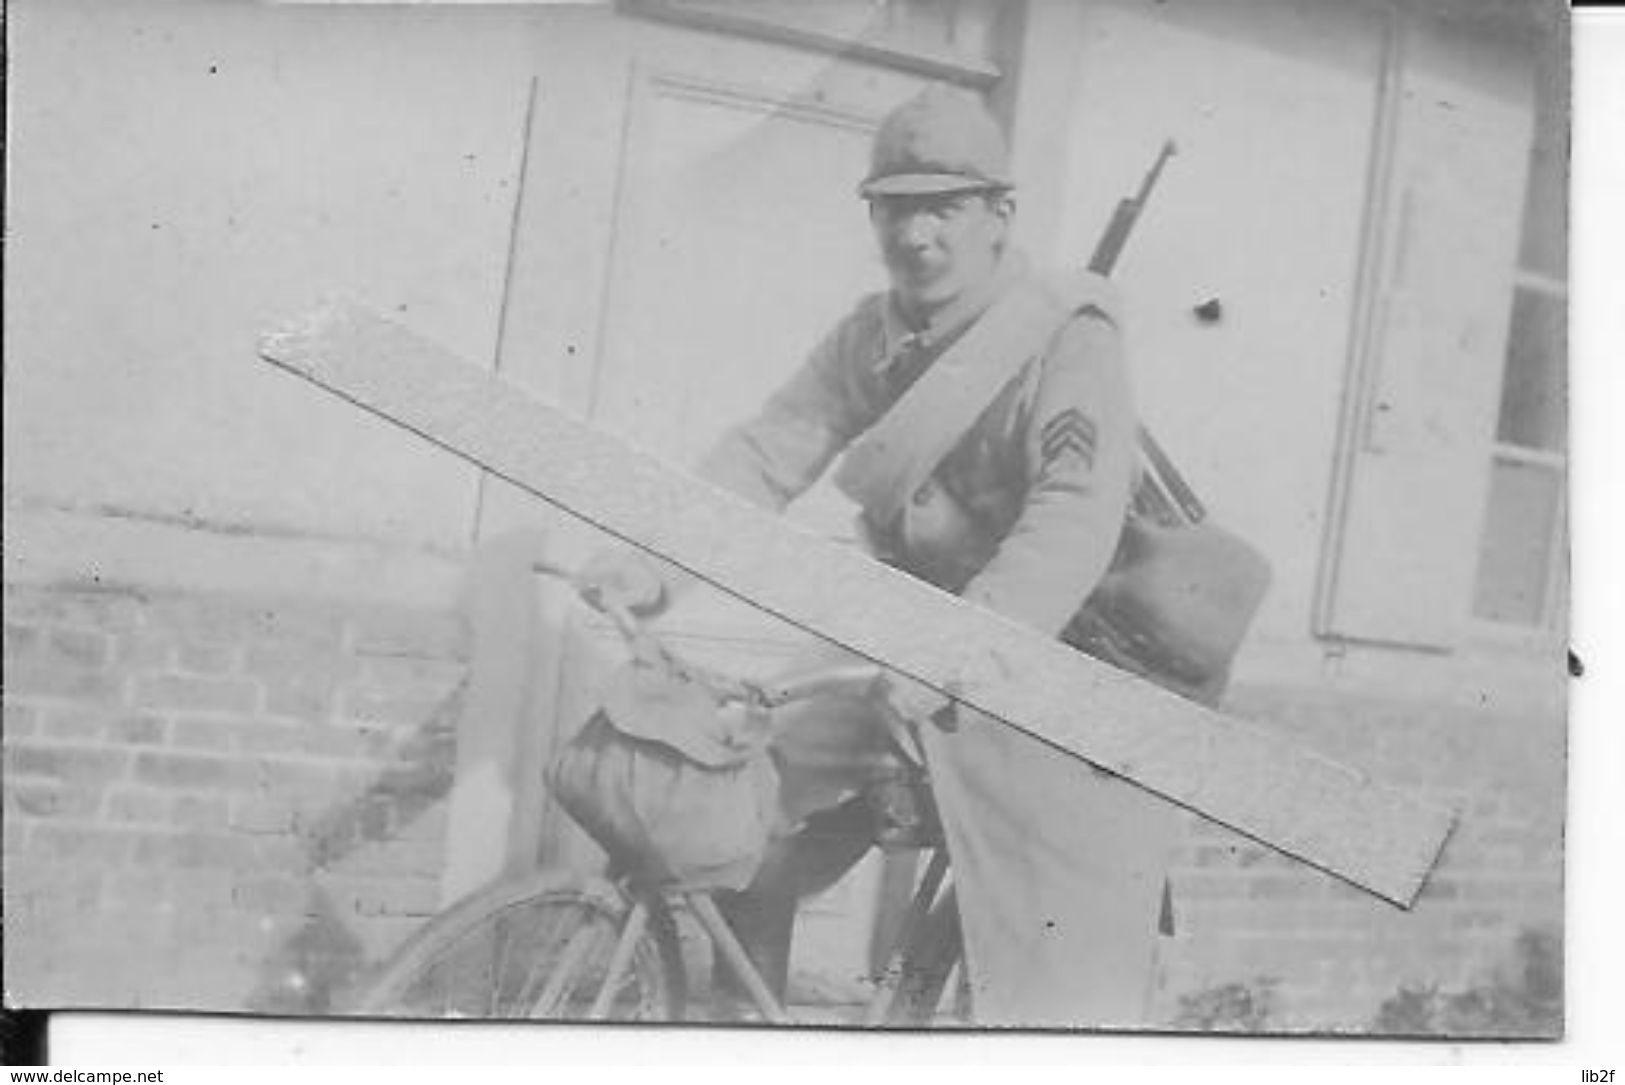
left=1317, top=17, right=1537, bottom=649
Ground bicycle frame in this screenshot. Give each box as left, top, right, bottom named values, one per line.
left=579, top=858, right=962, bottom=1025
left=537, top=561, right=966, bottom=1026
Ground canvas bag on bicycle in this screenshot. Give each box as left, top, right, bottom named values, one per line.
left=832, top=269, right=1270, bottom=705
left=545, top=642, right=780, bottom=892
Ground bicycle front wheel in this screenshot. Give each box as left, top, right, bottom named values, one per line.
left=347, top=871, right=686, bottom=1022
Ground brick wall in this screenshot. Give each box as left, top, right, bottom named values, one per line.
left=3, top=579, right=1566, bottom=1032
left=1150, top=682, right=1566, bottom=1035
left=2, top=580, right=468, bottom=1012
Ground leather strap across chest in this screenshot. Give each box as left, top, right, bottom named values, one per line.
left=833, top=269, right=1121, bottom=528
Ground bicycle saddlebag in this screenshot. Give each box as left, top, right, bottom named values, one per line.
left=545, top=660, right=779, bottom=892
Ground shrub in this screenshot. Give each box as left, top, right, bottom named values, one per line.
left=1371, top=926, right=1562, bottom=1038
left=1172, top=975, right=1280, bottom=1032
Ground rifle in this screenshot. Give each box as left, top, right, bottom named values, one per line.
left=1084, top=139, right=1207, bottom=525
left=1066, top=140, right=1272, bottom=717
left=1089, top=139, right=1177, bottom=276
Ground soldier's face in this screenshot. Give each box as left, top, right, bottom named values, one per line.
left=869, top=190, right=1011, bottom=314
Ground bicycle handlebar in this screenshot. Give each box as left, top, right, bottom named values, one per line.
left=529, top=559, right=887, bottom=709
left=756, top=663, right=887, bottom=709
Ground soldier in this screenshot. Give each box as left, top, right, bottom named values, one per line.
left=586, top=85, right=1179, bottom=1027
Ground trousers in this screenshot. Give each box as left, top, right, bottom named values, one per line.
left=713, top=641, right=1182, bottom=1027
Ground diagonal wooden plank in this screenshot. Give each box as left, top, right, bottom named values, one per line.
left=260, top=297, right=1456, bottom=906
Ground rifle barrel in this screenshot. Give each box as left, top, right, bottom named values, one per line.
left=1090, top=142, right=1178, bottom=276
left=1134, top=140, right=1178, bottom=207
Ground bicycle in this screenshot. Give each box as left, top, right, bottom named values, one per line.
left=347, top=564, right=967, bottom=1026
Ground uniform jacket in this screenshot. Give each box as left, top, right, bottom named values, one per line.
left=697, top=254, right=1137, bottom=639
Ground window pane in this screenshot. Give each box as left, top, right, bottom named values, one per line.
left=1516, top=49, right=1568, bottom=278
left=1472, top=457, right=1563, bottom=625
left=643, top=0, right=1000, bottom=67
left=1496, top=286, right=1567, bottom=451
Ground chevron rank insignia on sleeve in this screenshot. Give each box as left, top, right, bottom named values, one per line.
left=1040, top=409, right=1098, bottom=468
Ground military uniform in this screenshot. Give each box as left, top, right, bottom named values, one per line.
left=605, top=86, right=1180, bottom=1025
left=697, top=250, right=1136, bottom=819
left=691, top=247, right=1180, bottom=1026
left=700, top=252, right=1135, bottom=638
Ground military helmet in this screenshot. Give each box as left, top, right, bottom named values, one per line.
left=859, top=85, right=1014, bottom=199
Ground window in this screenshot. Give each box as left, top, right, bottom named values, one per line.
left=624, top=0, right=1003, bottom=88
left=1471, top=60, right=1567, bottom=630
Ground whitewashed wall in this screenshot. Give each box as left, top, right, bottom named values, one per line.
left=5, top=1, right=537, bottom=563
left=1046, top=0, right=1386, bottom=642
left=1035, top=0, right=1550, bottom=699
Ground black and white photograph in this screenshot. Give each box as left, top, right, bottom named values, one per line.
left=3, top=0, right=1571, bottom=1041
